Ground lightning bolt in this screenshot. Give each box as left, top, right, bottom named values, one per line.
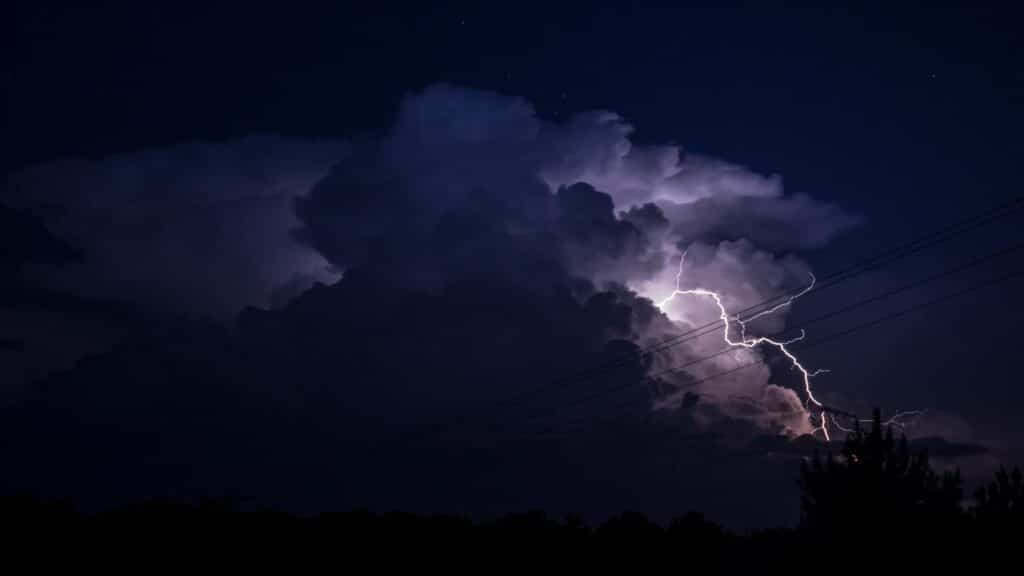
left=656, top=252, right=928, bottom=442
left=831, top=410, right=927, bottom=434
left=658, top=251, right=832, bottom=440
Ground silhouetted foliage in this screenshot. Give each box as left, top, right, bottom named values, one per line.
left=798, top=409, right=963, bottom=541
left=972, top=465, right=1023, bottom=535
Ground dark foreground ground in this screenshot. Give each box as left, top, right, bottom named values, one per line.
left=4, top=419, right=1022, bottom=567
left=3, top=494, right=1019, bottom=569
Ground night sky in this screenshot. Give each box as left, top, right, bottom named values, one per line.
left=3, top=1, right=1023, bottom=529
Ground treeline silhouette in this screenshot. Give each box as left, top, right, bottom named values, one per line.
left=3, top=411, right=1020, bottom=564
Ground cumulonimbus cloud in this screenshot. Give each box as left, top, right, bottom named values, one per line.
left=293, top=83, right=859, bottom=435
left=7, top=83, right=859, bottom=436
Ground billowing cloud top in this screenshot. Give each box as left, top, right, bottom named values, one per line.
left=295, top=84, right=856, bottom=293
left=8, top=84, right=857, bottom=319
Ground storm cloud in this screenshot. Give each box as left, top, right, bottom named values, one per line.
left=2, top=84, right=867, bottom=527
left=293, top=84, right=858, bottom=435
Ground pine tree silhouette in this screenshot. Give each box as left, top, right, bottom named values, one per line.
left=798, top=408, right=962, bottom=540
left=973, top=465, right=1022, bottom=532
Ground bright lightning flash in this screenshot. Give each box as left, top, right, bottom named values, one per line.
left=657, top=252, right=926, bottom=442
left=657, top=251, right=831, bottom=440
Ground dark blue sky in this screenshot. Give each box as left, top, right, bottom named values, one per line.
left=7, top=3, right=1022, bottom=206
left=5, top=2, right=1022, bottom=271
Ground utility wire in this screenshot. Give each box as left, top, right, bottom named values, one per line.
left=387, top=199, right=1024, bottom=449
left=498, top=196, right=1024, bottom=407
left=645, top=239, right=1024, bottom=382
left=513, top=266, right=1024, bottom=429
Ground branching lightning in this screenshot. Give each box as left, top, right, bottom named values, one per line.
left=831, top=410, right=927, bottom=434
left=656, top=251, right=925, bottom=442
left=657, top=251, right=830, bottom=439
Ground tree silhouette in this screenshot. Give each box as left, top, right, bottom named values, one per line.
left=973, top=465, right=1022, bottom=530
left=798, top=409, right=962, bottom=540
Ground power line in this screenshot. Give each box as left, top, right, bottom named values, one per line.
left=388, top=199, right=1024, bottom=450
left=645, top=239, right=1024, bottom=382
left=510, top=266, right=1024, bottom=427
left=516, top=240, right=1024, bottom=426
left=632, top=196, right=1024, bottom=360
left=499, top=195, right=1024, bottom=407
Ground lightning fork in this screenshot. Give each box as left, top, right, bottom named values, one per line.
left=658, top=251, right=831, bottom=440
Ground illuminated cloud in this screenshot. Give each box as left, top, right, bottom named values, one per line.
left=295, top=84, right=858, bottom=435
left=6, top=83, right=860, bottom=439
